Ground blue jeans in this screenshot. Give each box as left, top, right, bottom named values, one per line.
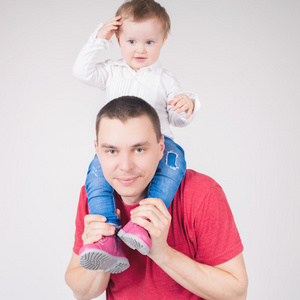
left=85, top=136, right=186, bottom=227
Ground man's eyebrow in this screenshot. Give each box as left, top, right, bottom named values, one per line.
left=100, top=143, right=118, bottom=149
left=100, top=141, right=150, bottom=148
left=132, top=141, right=150, bottom=148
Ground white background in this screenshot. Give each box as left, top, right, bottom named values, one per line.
left=1, top=0, right=299, bottom=299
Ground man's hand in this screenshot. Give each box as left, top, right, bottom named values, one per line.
left=129, top=198, right=171, bottom=260
left=82, top=214, right=117, bottom=245
left=167, top=94, right=195, bottom=119
left=96, top=16, right=122, bottom=40
left=66, top=212, right=118, bottom=299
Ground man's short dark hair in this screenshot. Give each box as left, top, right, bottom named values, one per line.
left=96, top=96, right=162, bottom=142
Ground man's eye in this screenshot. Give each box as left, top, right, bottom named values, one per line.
left=129, top=40, right=135, bottom=44
left=146, top=41, right=153, bottom=45
left=108, top=150, right=116, bottom=155
left=136, top=148, right=145, bottom=153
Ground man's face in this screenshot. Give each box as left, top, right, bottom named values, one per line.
left=95, top=115, right=164, bottom=204
left=117, top=17, right=167, bottom=72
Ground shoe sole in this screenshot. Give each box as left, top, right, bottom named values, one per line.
left=118, top=230, right=150, bottom=255
left=79, top=249, right=130, bottom=273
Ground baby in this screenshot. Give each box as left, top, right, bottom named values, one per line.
left=73, top=0, right=200, bottom=273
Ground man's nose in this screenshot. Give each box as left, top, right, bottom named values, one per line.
left=119, top=152, right=134, bottom=172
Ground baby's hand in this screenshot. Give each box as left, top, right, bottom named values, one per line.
left=167, top=94, right=195, bottom=119
left=96, top=16, right=122, bottom=40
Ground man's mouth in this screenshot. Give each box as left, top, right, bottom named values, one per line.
left=116, top=176, right=139, bottom=185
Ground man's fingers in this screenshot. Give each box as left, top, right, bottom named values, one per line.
left=82, top=214, right=115, bottom=245
left=131, top=200, right=171, bottom=241
left=115, top=208, right=121, bottom=219
left=131, top=198, right=171, bottom=228
left=82, top=226, right=116, bottom=245
left=84, top=214, right=106, bottom=226
left=135, top=198, right=169, bottom=218
left=132, top=205, right=161, bottom=225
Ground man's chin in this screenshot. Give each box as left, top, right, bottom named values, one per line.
left=113, top=185, right=147, bottom=203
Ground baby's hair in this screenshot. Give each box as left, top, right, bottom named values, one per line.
left=116, top=0, right=170, bottom=37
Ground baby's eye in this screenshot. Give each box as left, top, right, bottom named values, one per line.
left=146, top=41, right=153, bottom=45
left=129, top=40, right=135, bottom=44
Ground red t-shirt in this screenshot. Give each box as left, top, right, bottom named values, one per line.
left=73, top=170, right=243, bottom=300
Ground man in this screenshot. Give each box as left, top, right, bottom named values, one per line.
left=65, top=96, right=248, bottom=300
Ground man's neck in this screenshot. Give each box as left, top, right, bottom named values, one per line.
left=120, top=191, right=147, bottom=206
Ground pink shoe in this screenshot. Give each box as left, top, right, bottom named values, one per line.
left=79, top=236, right=130, bottom=273
left=118, top=220, right=152, bottom=255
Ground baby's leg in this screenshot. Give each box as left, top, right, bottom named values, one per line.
left=117, top=137, right=186, bottom=255
left=79, top=155, right=128, bottom=273
left=148, top=136, right=186, bottom=208
left=85, top=154, right=121, bottom=227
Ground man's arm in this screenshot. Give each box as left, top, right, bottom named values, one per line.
left=152, top=249, right=247, bottom=300
left=65, top=214, right=116, bottom=299
left=65, top=253, right=109, bottom=300
left=131, top=198, right=248, bottom=300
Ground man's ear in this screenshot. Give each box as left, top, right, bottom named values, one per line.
left=94, top=140, right=98, bottom=153
left=159, top=135, right=165, bottom=160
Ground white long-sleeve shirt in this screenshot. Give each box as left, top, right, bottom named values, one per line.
left=73, top=24, right=200, bottom=139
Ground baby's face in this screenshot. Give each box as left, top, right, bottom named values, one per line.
left=117, top=17, right=167, bottom=71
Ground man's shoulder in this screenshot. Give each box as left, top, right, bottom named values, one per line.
left=78, top=185, right=89, bottom=213
left=172, top=170, right=231, bottom=227
left=173, top=169, right=222, bottom=210
left=182, top=169, right=221, bottom=191
left=80, top=185, right=87, bottom=198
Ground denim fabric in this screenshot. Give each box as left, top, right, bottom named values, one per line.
left=147, top=136, right=186, bottom=208
left=85, top=155, right=121, bottom=227
left=85, top=136, right=186, bottom=226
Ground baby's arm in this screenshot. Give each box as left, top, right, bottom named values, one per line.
left=167, top=94, right=195, bottom=119
left=162, top=71, right=200, bottom=126
left=72, top=17, right=121, bottom=88
left=96, top=16, right=122, bottom=40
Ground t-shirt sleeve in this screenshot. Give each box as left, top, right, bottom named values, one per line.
left=73, top=186, right=89, bottom=255
left=194, top=184, right=243, bottom=266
